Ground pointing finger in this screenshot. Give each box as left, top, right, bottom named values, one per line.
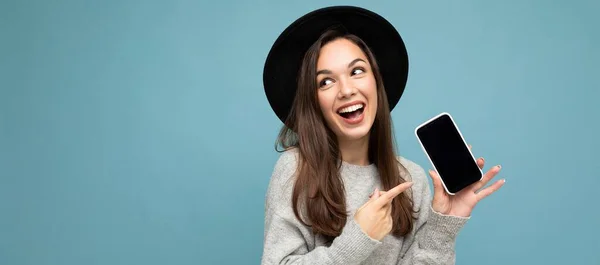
left=375, top=182, right=413, bottom=208
left=369, top=190, right=387, bottom=198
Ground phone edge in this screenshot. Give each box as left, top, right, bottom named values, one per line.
left=414, top=112, right=456, bottom=195
left=414, top=112, right=483, bottom=195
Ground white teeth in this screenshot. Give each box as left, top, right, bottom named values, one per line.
left=338, top=104, right=364, bottom=114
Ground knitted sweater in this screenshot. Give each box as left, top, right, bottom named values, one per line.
left=261, top=148, right=470, bottom=265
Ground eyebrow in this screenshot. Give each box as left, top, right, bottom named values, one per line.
left=316, top=58, right=366, bottom=76
left=348, top=58, right=365, bottom=68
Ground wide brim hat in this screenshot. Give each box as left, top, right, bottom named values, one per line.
left=263, top=5, right=409, bottom=124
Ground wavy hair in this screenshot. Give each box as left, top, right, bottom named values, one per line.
left=276, top=29, right=416, bottom=240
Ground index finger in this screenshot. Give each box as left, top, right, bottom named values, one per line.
left=375, top=182, right=413, bottom=207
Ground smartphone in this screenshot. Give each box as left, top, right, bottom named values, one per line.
left=415, top=112, right=482, bottom=195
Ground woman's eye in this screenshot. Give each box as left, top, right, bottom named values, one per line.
left=319, top=78, right=333, bottom=87
left=352, top=68, right=365, bottom=75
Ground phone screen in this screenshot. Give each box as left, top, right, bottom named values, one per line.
left=416, top=113, right=482, bottom=194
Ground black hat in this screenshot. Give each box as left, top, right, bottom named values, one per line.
left=263, top=5, right=409, bottom=124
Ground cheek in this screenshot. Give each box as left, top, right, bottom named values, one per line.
left=357, top=78, right=378, bottom=102
left=362, top=78, right=378, bottom=115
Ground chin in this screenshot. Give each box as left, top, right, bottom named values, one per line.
left=338, top=126, right=372, bottom=141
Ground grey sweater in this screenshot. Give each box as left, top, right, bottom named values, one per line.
left=261, top=148, right=470, bottom=265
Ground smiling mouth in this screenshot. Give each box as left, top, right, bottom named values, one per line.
left=337, top=103, right=365, bottom=119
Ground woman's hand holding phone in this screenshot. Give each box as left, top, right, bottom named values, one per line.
left=428, top=145, right=505, bottom=217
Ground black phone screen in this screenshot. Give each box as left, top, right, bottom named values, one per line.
left=416, top=114, right=482, bottom=194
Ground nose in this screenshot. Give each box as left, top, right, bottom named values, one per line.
left=338, top=78, right=355, bottom=99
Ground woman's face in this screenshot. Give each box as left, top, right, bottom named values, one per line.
left=316, top=38, right=378, bottom=143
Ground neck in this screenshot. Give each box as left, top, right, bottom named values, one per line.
left=338, top=135, right=370, bottom=166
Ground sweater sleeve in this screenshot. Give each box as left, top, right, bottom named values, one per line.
left=260, top=150, right=382, bottom=265
left=397, top=164, right=470, bottom=265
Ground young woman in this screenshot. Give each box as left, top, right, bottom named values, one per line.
left=261, top=6, right=504, bottom=265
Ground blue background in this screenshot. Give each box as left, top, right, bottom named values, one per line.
left=1, top=0, right=598, bottom=264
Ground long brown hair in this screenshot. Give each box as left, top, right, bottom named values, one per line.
left=276, top=29, right=416, bottom=240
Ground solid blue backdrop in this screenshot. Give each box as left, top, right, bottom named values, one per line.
left=1, top=0, right=598, bottom=264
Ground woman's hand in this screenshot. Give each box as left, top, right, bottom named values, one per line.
left=428, top=144, right=505, bottom=217
left=354, top=182, right=413, bottom=241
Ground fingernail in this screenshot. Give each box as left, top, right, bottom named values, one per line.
left=497, top=165, right=502, bottom=169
